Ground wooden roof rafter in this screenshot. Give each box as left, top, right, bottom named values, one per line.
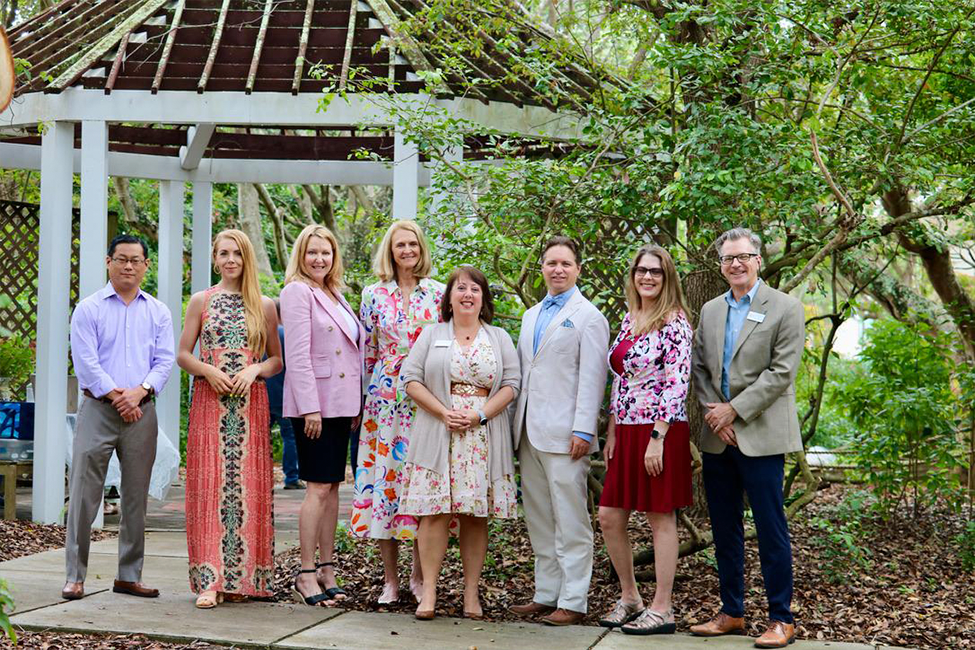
left=198, top=0, right=232, bottom=93
left=245, top=0, right=275, bottom=94
left=292, top=0, right=316, bottom=94
left=338, top=0, right=358, bottom=91
left=152, top=0, right=187, bottom=94
left=105, top=29, right=132, bottom=93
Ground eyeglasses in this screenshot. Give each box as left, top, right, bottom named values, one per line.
left=634, top=266, right=664, bottom=279
left=111, top=256, right=147, bottom=268
left=718, top=253, right=759, bottom=266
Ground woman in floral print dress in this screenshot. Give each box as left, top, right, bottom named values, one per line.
left=351, top=221, right=444, bottom=604
left=177, top=230, right=282, bottom=609
left=596, top=244, right=693, bottom=635
left=398, top=266, right=520, bottom=620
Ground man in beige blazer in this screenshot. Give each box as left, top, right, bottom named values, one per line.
left=689, top=228, right=805, bottom=649
left=509, top=236, right=609, bottom=626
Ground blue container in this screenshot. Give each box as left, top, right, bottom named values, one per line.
left=0, top=401, right=34, bottom=440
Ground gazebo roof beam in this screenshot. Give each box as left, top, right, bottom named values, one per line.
left=50, top=0, right=172, bottom=93
left=364, top=0, right=449, bottom=95
left=7, top=0, right=85, bottom=39
left=246, top=0, right=276, bottom=94
left=198, top=0, right=232, bottom=93
left=152, top=0, right=188, bottom=94
left=23, top=0, right=143, bottom=91
left=105, top=30, right=132, bottom=95
left=403, top=0, right=558, bottom=110
left=292, top=0, right=316, bottom=95
left=10, top=0, right=120, bottom=52
left=179, top=122, right=216, bottom=170
left=338, top=0, right=358, bottom=91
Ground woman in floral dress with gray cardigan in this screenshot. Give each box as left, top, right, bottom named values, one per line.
left=398, top=266, right=520, bottom=621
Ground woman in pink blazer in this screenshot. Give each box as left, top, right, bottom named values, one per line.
left=280, top=224, right=365, bottom=607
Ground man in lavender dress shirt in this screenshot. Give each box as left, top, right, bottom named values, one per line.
left=61, top=235, right=175, bottom=601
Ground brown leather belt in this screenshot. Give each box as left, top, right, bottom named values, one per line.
left=83, top=389, right=153, bottom=407
left=450, top=383, right=489, bottom=398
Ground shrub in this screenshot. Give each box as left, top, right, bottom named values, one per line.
left=0, top=577, right=15, bottom=643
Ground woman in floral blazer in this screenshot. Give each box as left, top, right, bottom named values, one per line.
left=597, top=244, right=693, bottom=636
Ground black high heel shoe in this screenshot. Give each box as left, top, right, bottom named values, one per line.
left=292, top=568, right=332, bottom=607
left=315, top=561, right=348, bottom=601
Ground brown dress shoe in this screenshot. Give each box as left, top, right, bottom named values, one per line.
left=689, top=612, right=746, bottom=636
left=541, top=608, right=585, bottom=626
left=754, top=620, right=796, bottom=648
left=112, top=580, right=159, bottom=598
left=61, top=582, right=84, bottom=600
left=508, top=601, right=557, bottom=617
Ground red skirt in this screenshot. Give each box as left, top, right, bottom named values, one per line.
left=599, top=421, right=693, bottom=513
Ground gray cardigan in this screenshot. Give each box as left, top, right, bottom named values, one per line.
left=401, top=321, right=521, bottom=482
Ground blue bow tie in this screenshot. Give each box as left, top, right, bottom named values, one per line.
left=542, top=293, right=568, bottom=310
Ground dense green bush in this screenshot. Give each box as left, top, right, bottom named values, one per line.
left=835, top=318, right=963, bottom=517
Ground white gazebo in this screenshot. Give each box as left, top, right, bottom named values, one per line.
left=0, top=0, right=600, bottom=522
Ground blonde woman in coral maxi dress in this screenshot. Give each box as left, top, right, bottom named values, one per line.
left=177, top=229, right=282, bottom=609
left=350, top=221, right=444, bottom=604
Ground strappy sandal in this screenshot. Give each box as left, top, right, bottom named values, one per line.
left=621, top=607, right=676, bottom=635
left=292, top=568, right=333, bottom=607
left=315, top=561, right=347, bottom=600
left=195, top=590, right=222, bottom=609
left=598, top=598, right=644, bottom=628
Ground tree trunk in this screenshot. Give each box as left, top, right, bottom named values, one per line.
left=290, top=184, right=313, bottom=222
left=303, top=184, right=335, bottom=231
left=681, top=266, right=728, bottom=518
left=254, top=183, right=289, bottom=270
left=886, top=187, right=975, bottom=361
left=237, top=183, right=273, bottom=277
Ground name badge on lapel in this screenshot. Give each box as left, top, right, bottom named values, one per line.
left=746, top=311, right=766, bottom=323
left=434, top=339, right=452, bottom=348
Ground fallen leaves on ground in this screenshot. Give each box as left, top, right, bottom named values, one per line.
left=270, top=484, right=974, bottom=649
left=0, top=519, right=115, bottom=562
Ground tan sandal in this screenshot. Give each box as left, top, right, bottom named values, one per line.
left=621, top=608, right=676, bottom=635
left=223, top=593, right=249, bottom=603
left=195, top=590, right=222, bottom=609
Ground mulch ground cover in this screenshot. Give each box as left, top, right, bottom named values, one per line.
left=269, top=484, right=974, bottom=649
left=0, top=519, right=115, bottom=563
left=2, top=632, right=223, bottom=649
left=2, top=485, right=972, bottom=649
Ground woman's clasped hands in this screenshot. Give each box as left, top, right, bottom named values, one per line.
left=441, top=407, right=479, bottom=432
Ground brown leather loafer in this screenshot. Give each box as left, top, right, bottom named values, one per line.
left=113, top=580, right=159, bottom=598
left=754, top=620, right=796, bottom=648
left=508, top=601, right=557, bottom=617
left=61, top=581, right=84, bottom=600
left=541, top=608, right=585, bottom=626
left=689, top=612, right=746, bottom=636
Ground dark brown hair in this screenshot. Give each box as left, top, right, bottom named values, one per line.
left=541, top=235, right=581, bottom=265
left=441, top=266, right=495, bottom=324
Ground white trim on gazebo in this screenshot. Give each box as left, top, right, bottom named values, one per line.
left=2, top=81, right=581, bottom=524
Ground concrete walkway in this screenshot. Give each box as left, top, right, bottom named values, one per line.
left=1, top=530, right=898, bottom=650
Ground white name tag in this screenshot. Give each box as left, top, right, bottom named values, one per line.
left=434, top=339, right=452, bottom=348
left=746, top=311, right=766, bottom=323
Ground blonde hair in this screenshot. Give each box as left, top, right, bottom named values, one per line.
left=372, top=220, right=433, bottom=282
left=625, top=244, right=689, bottom=336
left=212, top=229, right=267, bottom=355
left=285, top=224, right=345, bottom=293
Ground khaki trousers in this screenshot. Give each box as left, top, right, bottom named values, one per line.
left=518, top=436, right=593, bottom=614
left=65, top=397, right=157, bottom=583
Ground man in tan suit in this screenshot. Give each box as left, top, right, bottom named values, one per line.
left=509, top=236, right=609, bottom=626
left=690, top=228, right=804, bottom=649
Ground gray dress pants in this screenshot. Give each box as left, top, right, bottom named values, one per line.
left=65, top=396, right=157, bottom=583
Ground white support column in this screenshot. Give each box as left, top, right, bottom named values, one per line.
left=392, top=130, right=419, bottom=220
left=33, top=121, right=74, bottom=524
left=156, top=180, right=185, bottom=451
left=191, top=182, right=213, bottom=295
left=79, top=120, right=110, bottom=529
left=429, top=143, right=463, bottom=215
left=79, top=121, right=109, bottom=300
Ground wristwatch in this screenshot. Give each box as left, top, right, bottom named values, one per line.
left=477, top=410, right=488, bottom=426
left=141, top=381, right=153, bottom=395
left=650, top=429, right=666, bottom=440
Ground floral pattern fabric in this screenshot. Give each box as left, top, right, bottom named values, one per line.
left=399, top=330, right=518, bottom=518
left=350, top=278, right=444, bottom=540
left=609, top=310, right=693, bottom=425
left=186, top=287, right=275, bottom=596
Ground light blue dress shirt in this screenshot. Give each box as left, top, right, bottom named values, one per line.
left=721, top=279, right=762, bottom=400
left=531, top=286, right=591, bottom=443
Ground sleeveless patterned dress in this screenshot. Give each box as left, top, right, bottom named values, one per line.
left=186, top=287, right=274, bottom=596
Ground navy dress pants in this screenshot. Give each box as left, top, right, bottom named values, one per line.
left=702, top=446, right=794, bottom=624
